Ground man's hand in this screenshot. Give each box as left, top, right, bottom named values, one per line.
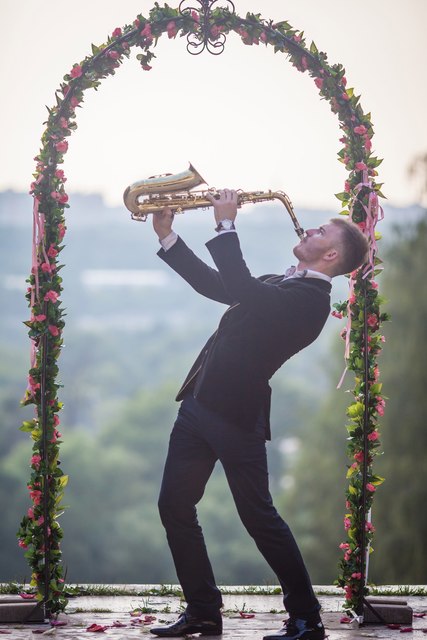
left=153, top=206, right=174, bottom=241
left=206, top=189, right=238, bottom=225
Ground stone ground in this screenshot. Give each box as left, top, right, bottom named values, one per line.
left=1, top=588, right=426, bottom=639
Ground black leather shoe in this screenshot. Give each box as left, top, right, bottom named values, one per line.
left=263, top=617, right=325, bottom=640
left=150, top=612, right=222, bottom=637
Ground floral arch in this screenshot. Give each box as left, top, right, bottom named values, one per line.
left=18, top=1, right=387, bottom=618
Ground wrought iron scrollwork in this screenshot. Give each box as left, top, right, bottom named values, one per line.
left=179, top=0, right=235, bottom=55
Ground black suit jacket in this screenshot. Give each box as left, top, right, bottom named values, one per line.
left=158, top=232, right=331, bottom=438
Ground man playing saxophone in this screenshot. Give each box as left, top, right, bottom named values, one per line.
left=148, top=189, right=368, bottom=640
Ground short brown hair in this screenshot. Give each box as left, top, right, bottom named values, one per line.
left=330, top=218, right=369, bottom=275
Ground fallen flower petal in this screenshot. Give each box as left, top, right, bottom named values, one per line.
left=239, top=612, right=255, bottom=618
left=86, top=623, right=109, bottom=632
left=20, top=592, right=36, bottom=599
left=400, top=628, right=413, bottom=633
left=111, top=621, right=127, bottom=627
left=414, top=613, right=426, bottom=618
left=142, top=615, right=157, bottom=624
left=340, top=616, right=352, bottom=623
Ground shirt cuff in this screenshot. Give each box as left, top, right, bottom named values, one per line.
left=215, top=229, right=237, bottom=236
left=160, top=231, right=178, bottom=251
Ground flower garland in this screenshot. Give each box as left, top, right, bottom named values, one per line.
left=19, top=3, right=386, bottom=614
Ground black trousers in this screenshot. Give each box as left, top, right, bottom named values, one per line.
left=158, top=394, right=320, bottom=619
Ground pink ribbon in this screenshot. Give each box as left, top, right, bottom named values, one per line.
left=352, top=169, right=384, bottom=277
left=337, top=169, right=383, bottom=388
left=29, top=194, right=49, bottom=374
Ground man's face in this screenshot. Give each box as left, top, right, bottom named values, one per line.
left=293, top=222, right=342, bottom=266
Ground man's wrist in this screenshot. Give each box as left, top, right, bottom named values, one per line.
left=159, top=231, right=178, bottom=251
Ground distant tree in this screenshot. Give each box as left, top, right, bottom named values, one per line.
left=369, top=214, right=427, bottom=583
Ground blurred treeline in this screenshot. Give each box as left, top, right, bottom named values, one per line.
left=0, top=190, right=426, bottom=586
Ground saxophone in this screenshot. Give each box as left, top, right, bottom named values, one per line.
left=123, top=163, right=305, bottom=240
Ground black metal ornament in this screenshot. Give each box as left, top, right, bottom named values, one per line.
left=178, top=0, right=235, bottom=55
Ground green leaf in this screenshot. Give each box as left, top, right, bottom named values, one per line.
left=20, top=420, right=37, bottom=433
left=335, top=191, right=349, bottom=202
left=347, top=402, right=364, bottom=418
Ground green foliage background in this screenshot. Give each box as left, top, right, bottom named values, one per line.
left=1, top=190, right=426, bottom=586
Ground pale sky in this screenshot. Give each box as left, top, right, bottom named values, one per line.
left=1, top=0, right=426, bottom=210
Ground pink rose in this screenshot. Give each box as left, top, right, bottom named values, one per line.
left=53, top=414, right=60, bottom=426
left=167, top=20, right=178, bottom=38
left=301, top=56, right=308, bottom=70
left=351, top=572, right=362, bottom=580
left=344, top=517, right=351, bottom=530
left=349, top=293, right=356, bottom=304
left=107, top=50, right=120, bottom=60
left=55, top=140, right=68, bottom=153
left=191, top=10, right=199, bottom=22
left=367, top=430, right=379, bottom=441
left=331, top=310, right=343, bottom=319
left=364, top=138, right=372, bottom=152
left=366, top=483, right=376, bottom=492
left=34, top=314, right=46, bottom=322
left=47, top=244, right=58, bottom=258
left=41, top=262, right=52, bottom=273
left=29, top=489, right=42, bottom=505
left=355, top=161, right=367, bottom=171
left=50, top=429, right=62, bottom=443
left=31, top=454, right=42, bottom=468
left=140, top=23, right=152, bottom=38
left=37, top=515, right=45, bottom=526
left=339, top=542, right=350, bottom=550
left=341, top=92, right=350, bottom=101
left=70, top=64, right=83, bottom=78
left=44, top=290, right=59, bottom=303
left=367, top=313, right=378, bottom=328
left=58, top=223, right=66, bottom=239
left=18, top=539, right=28, bottom=549
left=354, top=451, right=364, bottom=463
left=344, top=180, right=351, bottom=193
left=365, top=521, right=375, bottom=532
left=210, top=25, right=220, bottom=38
left=70, top=96, right=80, bottom=108
left=260, top=31, right=267, bottom=43
left=112, top=27, right=122, bottom=37
left=142, top=64, right=152, bottom=71
left=342, top=77, right=347, bottom=87
left=27, top=507, right=35, bottom=519
left=55, top=169, right=66, bottom=181
left=48, top=325, right=60, bottom=337
left=58, top=192, right=69, bottom=204
left=314, top=77, right=324, bottom=89
left=353, top=125, right=367, bottom=135
left=376, top=401, right=385, bottom=416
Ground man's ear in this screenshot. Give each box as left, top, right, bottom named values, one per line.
left=324, top=248, right=338, bottom=262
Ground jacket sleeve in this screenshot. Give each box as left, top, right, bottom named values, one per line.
left=206, top=232, right=324, bottom=321
left=157, top=235, right=234, bottom=305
